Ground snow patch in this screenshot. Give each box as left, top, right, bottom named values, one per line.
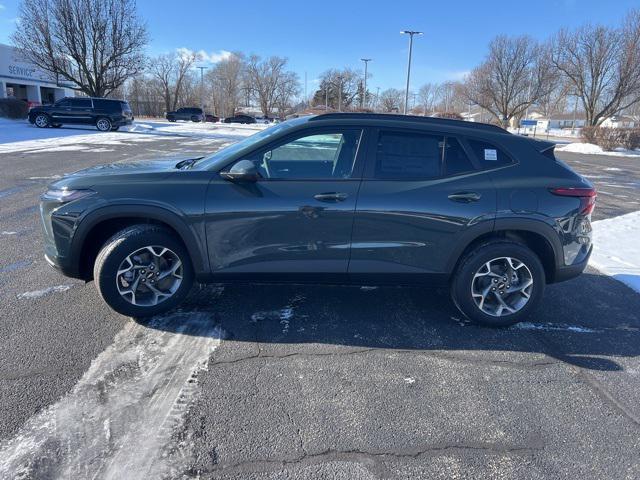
left=513, top=322, right=599, bottom=333
left=359, top=286, right=379, bottom=291
left=557, top=142, right=640, bottom=157
left=0, top=312, right=222, bottom=479
left=16, top=284, right=72, bottom=299
left=404, top=377, right=416, bottom=384
left=1, top=231, right=17, bottom=235
left=590, top=211, right=640, bottom=293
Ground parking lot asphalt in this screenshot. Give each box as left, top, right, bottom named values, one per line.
left=0, top=128, right=639, bottom=479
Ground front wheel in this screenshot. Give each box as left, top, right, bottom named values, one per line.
left=451, top=241, right=545, bottom=327
left=93, top=225, right=194, bottom=317
left=34, top=114, right=50, bottom=128
left=96, top=117, right=112, bottom=131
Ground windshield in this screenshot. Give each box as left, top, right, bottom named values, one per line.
left=194, top=120, right=303, bottom=170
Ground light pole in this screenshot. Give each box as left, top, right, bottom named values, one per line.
left=360, top=58, right=372, bottom=109
left=196, top=66, right=208, bottom=113
left=401, top=30, right=422, bottom=115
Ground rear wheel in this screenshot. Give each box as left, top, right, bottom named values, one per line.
left=451, top=241, right=545, bottom=327
left=34, top=114, right=50, bottom=128
left=96, top=117, right=112, bottom=131
left=93, top=225, right=194, bottom=317
left=191, top=115, right=200, bottom=122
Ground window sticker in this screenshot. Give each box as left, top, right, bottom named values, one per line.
left=484, top=149, right=498, bottom=161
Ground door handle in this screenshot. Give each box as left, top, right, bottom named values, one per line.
left=448, top=192, right=481, bottom=203
left=314, top=192, right=349, bottom=202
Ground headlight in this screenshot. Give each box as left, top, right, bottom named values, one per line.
left=42, top=188, right=95, bottom=203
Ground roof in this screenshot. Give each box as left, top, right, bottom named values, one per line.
left=308, top=112, right=507, bottom=134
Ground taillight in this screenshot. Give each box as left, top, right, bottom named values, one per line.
left=550, top=187, right=597, bottom=215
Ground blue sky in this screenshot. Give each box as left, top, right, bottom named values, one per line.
left=1, top=0, right=638, bottom=93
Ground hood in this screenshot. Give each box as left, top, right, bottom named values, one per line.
left=49, top=155, right=202, bottom=190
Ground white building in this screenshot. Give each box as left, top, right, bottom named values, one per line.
left=600, top=115, right=636, bottom=128
left=0, top=43, right=75, bottom=105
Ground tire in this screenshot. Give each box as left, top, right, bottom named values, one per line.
left=96, top=117, right=112, bottom=132
left=34, top=114, right=50, bottom=128
left=191, top=116, right=200, bottom=122
left=450, top=241, right=545, bottom=327
left=93, top=225, right=194, bottom=317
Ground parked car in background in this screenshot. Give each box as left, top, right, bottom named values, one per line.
left=39, top=113, right=595, bottom=326
left=223, top=114, right=256, bottom=124
left=205, top=114, right=220, bottom=123
left=166, top=107, right=205, bottom=122
left=28, top=97, right=134, bottom=131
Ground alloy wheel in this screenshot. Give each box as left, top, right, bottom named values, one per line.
left=471, top=257, right=533, bottom=317
left=96, top=118, right=111, bottom=131
left=35, top=115, right=49, bottom=128
left=116, top=246, right=183, bottom=307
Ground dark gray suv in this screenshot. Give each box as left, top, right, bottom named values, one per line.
left=39, top=113, right=595, bottom=326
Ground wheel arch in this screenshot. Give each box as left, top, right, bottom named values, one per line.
left=446, top=218, right=563, bottom=283
left=73, top=205, right=208, bottom=280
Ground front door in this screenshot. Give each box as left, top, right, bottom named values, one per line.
left=350, top=128, right=496, bottom=282
left=204, top=127, right=366, bottom=280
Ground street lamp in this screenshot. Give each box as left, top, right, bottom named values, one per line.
left=400, top=30, right=422, bottom=115
left=360, top=58, right=372, bottom=109
left=196, top=66, right=208, bottom=113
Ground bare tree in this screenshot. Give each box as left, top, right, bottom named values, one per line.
left=13, top=0, right=147, bottom=97
left=246, top=55, right=291, bottom=116
left=463, top=35, right=555, bottom=127
left=171, top=49, right=198, bottom=110
left=551, top=10, right=640, bottom=126
left=274, top=71, right=300, bottom=118
left=418, top=83, right=437, bottom=115
left=379, top=88, right=404, bottom=112
left=311, top=68, right=361, bottom=111
left=206, top=53, right=245, bottom=117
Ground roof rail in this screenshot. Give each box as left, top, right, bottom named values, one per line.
left=309, top=112, right=507, bottom=134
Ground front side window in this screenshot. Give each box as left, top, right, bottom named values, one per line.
left=251, top=130, right=361, bottom=180
left=375, top=131, right=443, bottom=179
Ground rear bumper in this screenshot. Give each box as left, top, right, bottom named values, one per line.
left=553, top=245, right=592, bottom=283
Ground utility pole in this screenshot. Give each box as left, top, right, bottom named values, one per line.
left=401, top=30, right=422, bottom=114
left=196, top=66, right=208, bottom=113
left=304, top=71, right=308, bottom=107
left=360, top=58, right=372, bottom=109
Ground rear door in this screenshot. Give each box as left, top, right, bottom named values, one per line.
left=204, top=127, right=366, bottom=279
left=349, top=127, right=496, bottom=281
left=69, top=98, right=93, bottom=124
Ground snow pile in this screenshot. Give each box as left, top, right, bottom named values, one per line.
left=556, top=142, right=604, bottom=154
left=590, top=211, right=640, bottom=293
left=0, top=118, right=268, bottom=154
left=557, top=142, right=640, bottom=157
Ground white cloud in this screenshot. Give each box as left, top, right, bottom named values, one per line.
left=0, top=4, right=5, bottom=10
left=174, top=47, right=233, bottom=64
left=197, top=49, right=233, bottom=64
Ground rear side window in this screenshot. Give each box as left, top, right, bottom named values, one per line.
left=466, top=139, right=512, bottom=168
left=93, top=99, right=120, bottom=112
left=444, top=138, right=474, bottom=175
left=375, top=131, right=443, bottom=179
left=71, top=98, right=92, bottom=108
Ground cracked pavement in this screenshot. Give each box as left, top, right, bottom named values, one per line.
left=1, top=130, right=640, bottom=479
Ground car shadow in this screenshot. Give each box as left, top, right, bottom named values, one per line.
left=135, top=271, right=640, bottom=372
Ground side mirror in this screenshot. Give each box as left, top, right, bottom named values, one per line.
left=220, top=159, right=261, bottom=182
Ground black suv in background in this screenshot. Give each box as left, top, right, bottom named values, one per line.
left=223, top=114, right=256, bottom=124
left=29, top=97, right=133, bottom=131
left=39, top=113, right=595, bottom=326
left=166, top=107, right=205, bottom=122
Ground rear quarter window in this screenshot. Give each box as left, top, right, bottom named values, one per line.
left=466, top=139, right=513, bottom=168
